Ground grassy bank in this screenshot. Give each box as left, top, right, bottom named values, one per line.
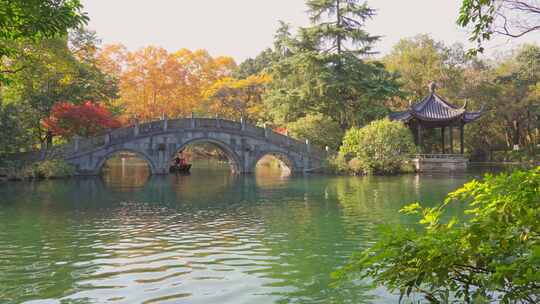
left=0, top=159, right=75, bottom=182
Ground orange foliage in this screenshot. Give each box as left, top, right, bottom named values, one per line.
left=43, top=101, right=121, bottom=138
left=97, top=44, right=237, bottom=122
left=202, top=73, right=271, bottom=122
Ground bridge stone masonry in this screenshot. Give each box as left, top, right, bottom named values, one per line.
left=54, top=117, right=327, bottom=175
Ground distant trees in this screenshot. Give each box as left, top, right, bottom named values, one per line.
left=383, top=35, right=467, bottom=103
left=383, top=34, right=539, bottom=159
left=465, top=44, right=540, bottom=157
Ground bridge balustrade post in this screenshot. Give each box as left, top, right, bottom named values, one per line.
left=73, top=135, right=80, bottom=152
left=264, top=123, right=270, bottom=138
left=190, top=112, right=195, bottom=128
left=104, top=132, right=111, bottom=145
left=134, top=119, right=139, bottom=137
left=215, top=114, right=220, bottom=128
left=240, top=116, right=245, bottom=131
left=163, top=114, right=168, bottom=131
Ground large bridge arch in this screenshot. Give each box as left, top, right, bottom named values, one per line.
left=171, top=137, right=242, bottom=174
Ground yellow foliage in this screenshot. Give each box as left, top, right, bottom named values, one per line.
left=96, top=44, right=237, bottom=122
left=202, top=73, right=271, bottom=123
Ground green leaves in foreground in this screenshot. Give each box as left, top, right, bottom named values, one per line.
left=334, top=167, right=540, bottom=303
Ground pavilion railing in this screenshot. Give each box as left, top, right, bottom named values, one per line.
left=413, top=154, right=466, bottom=159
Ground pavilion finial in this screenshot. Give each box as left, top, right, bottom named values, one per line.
left=428, top=81, right=437, bottom=93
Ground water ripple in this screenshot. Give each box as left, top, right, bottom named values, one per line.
left=0, top=170, right=470, bottom=303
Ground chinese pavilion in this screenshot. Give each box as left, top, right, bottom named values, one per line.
left=390, top=83, right=484, bottom=154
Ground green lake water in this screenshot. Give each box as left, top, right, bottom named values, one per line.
left=0, top=160, right=502, bottom=304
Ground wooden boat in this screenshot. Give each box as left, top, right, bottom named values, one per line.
left=169, top=164, right=192, bottom=174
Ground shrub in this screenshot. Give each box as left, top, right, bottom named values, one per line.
left=325, top=154, right=350, bottom=174
left=36, top=159, right=76, bottom=179
left=334, top=167, right=540, bottom=303
left=2, top=159, right=75, bottom=180
left=340, top=119, right=415, bottom=175
left=287, top=114, right=344, bottom=150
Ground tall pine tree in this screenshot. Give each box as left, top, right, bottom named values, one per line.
left=305, top=0, right=379, bottom=55
left=264, top=0, right=401, bottom=131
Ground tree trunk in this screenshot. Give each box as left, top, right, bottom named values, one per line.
left=336, top=0, right=342, bottom=54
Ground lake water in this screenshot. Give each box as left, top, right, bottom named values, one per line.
left=0, top=160, right=499, bottom=304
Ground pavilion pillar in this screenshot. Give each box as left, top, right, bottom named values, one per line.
left=449, top=126, right=454, bottom=154
left=441, top=127, right=445, bottom=154
left=460, top=124, right=464, bottom=154
left=417, top=124, right=423, bottom=151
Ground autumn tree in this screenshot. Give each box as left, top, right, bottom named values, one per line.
left=203, top=73, right=271, bottom=123
left=97, top=45, right=236, bottom=122
left=43, top=101, right=121, bottom=139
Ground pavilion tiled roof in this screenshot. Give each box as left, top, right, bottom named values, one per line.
left=389, top=83, right=484, bottom=124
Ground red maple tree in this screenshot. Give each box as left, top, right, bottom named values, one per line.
left=43, top=101, right=121, bottom=138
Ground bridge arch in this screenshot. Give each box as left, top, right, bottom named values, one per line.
left=95, top=148, right=158, bottom=175
left=250, top=151, right=298, bottom=175
left=171, top=137, right=241, bottom=174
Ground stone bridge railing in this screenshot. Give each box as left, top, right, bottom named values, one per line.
left=47, top=117, right=327, bottom=160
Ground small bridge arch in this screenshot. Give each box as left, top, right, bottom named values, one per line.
left=54, top=118, right=325, bottom=175
left=249, top=150, right=299, bottom=174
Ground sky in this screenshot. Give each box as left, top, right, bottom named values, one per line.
left=82, top=0, right=539, bottom=62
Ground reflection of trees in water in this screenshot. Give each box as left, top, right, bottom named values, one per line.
left=332, top=175, right=470, bottom=226
left=101, top=154, right=150, bottom=190
left=255, top=155, right=292, bottom=180
left=246, top=177, right=375, bottom=303
left=0, top=179, right=130, bottom=302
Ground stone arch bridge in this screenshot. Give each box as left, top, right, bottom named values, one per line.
left=50, top=118, right=326, bottom=175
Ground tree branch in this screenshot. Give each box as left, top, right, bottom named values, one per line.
left=0, top=65, right=26, bottom=74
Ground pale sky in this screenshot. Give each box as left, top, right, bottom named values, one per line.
left=82, top=0, right=539, bottom=62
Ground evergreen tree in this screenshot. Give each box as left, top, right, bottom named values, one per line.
left=264, top=1, right=401, bottom=130
left=305, top=0, right=379, bottom=55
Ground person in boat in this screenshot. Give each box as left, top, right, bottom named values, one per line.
left=173, top=155, right=181, bottom=168
left=173, top=150, right=186, bottom=168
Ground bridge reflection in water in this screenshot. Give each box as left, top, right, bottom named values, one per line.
left=100, top=151, right=292, bottom=191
